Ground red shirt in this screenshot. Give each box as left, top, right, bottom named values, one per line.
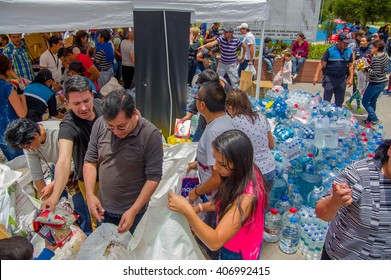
left=291, top=40, right=309, bottom=58
left=76, top=53, right=99, bottom=91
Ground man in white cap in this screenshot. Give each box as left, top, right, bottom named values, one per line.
left=199, top=26, right=247, bottom=85
left=237, top=23, right=256, bottom=77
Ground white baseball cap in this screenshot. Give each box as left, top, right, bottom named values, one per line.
left=237, top=23, right=249, bottom=29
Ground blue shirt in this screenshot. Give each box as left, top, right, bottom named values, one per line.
left=24, top=83, right=58, bottom=122
left=322, top=45, right=353, bottom=78
left=0, top=78, right=19, bottom=144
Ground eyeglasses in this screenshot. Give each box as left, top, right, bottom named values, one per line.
left=194, top=95, right=203, bottom=102
left=373, top=35, right=379, bottom=38
left=105, top=118, right=131, bottom=131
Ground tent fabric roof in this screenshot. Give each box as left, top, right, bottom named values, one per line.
left=0, top=0, right=268, bottom=34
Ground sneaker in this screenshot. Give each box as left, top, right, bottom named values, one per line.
left=292, top=73, right=298, bottom=79
left=266, top=70, right=273, bottom=74
left=345, top=101, right=353, bottom=109
left=384, top=90, right=391, bottom=95
left=356, top=107, right=365, bottom=114
left=371, top=120, right=380, bottom=126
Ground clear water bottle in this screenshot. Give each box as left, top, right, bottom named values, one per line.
left=282, top=207, right=299, bottom=227
left=307, top=186, right=324, bottom=208
left=313, top=237, right=324, bottom=260
left=289, top=187, right=304, bottom=209
left=263, top=208, right=282, bottom=243
left=269, top=176, right=288, bottom=207
left=279, top=216, right=300, bottom=254
left=306, top=237, right=318, bottom=260
left=275, top=196, right=290, bottom=215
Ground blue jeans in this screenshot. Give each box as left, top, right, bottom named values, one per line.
left=282, top=83, right=289, bottom=91
left=292, top=57, right=306, bottom=75
left=220, top=245, right=262, bottom=260
left=102, top=210, right=145, bottom=234
left=362, top=82, right=386, bottom=122
left=263, top=169, right=277, bottom=192
left=263, top=57, right=274, bottom=72
left=0, top=143, right=24, bottom=161
left=72, top=191, right=92, bottom=236
left=220, top=247, right=243, bottom=260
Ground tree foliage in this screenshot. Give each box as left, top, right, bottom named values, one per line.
left=331, top=0, right=391, bottom=25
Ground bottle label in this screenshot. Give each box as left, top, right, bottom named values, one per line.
left=265, top=228, right=280, bottom=235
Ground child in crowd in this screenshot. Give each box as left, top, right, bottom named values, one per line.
left=0, top=236, right=57, bottom=260
left=281, top=51, right=293, bottom=91
left=168, top=129, right=268, bottom=260
left=346, top=58, right=369, bottom=114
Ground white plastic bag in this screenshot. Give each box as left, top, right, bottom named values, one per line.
left=245, top=64, right=257, bottom=77
left=0, top=163, right=38, bottom=237
left=76, top=223, right=132, bottom=260
left=100, top=77, right=124, bottom=97
left=272, top=71, right=283, bottom=86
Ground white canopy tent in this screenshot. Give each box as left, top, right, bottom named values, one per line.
left=0, top=0, right=269, bottom=99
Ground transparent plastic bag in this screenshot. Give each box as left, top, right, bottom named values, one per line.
left=273, top=71, right=283, bottom=86
left=245, top=64, right=257, bottom=77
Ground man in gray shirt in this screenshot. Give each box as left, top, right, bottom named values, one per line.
left=4, top=119, right=61, bottom=196
left=84, top=89, right=163, bottom=234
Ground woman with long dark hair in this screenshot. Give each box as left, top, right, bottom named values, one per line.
left=168, top=130, right=268, bottom=260
left=0, top=54, right=27, bottom=160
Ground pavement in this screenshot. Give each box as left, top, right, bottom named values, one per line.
left=289, top=81, right=391, bottom=138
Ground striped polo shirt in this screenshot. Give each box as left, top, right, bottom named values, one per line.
left=217, top=36, right=242, bottom=64
left=323, top=158, right=391, bottom=259
left=3, top=42, right=35, bottom=81
left=95, top=50, right=113, bottom=71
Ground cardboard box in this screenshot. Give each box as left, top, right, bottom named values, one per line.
left=239, top=70, right=273, bottom=99
left=23, top=33, right=48, bottom=60
left=64, top=35, right=74, bottom=48
left=0, top=224, right=11, bottom=239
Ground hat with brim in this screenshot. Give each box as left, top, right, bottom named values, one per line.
left=223, top=27, right=234, bottom=33
left=338, top=32, right=350, bottom=43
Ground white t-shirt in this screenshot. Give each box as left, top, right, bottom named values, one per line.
left=282, top=60, right=292, bottom=84
left=39, top=49, right=63, bottom=83
left=197, top=114, right=235, bottom=200
left=231, top=113, right=275, bottom=175
left=242, top=32, right=256, bottom=60
left=120, top=40, right=135, bottom=67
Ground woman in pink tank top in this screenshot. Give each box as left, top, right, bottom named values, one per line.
left=168, top=129, right=268, bottom=260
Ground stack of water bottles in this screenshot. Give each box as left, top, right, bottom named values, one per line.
left=251, top=88, right=386, bottom=257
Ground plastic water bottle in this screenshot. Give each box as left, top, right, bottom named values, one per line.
left=279, top=216, right=300, bottom=254
left=275, top=196, right=290, bottom=215
left=269, top=176, right=288, bottom=207
left=282, top=207, right=299, bottom=226
left=307, top=186, right=324, bottom=208
left=263, top=208, right=282, bottom=243
left=313, top=237, right=324, bottom=260
left=296, top=172, right=323, bottom=205
left=289, top=188, right=304, bottom=209
left=306, top=237, right=318, bottom=260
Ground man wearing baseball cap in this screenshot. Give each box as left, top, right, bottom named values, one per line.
left=313, top=32, right=354, bottom=107
left=23, top=69, right=64, bottom=122
left=199, top=26, right=247, bottom=85
left=237, top=23, right=256, bottom=78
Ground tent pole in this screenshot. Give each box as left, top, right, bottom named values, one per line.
left=255, top=20, right=266, bottom=100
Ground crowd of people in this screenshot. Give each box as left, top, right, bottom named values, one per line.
left=0, top=22, right=391, bottom=261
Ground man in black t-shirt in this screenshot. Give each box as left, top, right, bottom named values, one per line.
left=40, top=75, right=102, bottom=235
